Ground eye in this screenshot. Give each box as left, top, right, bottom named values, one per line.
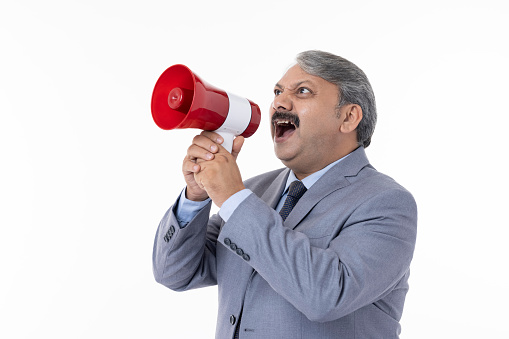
left=297, top=87, right=311, bottom=94
left=274, top=88, right=282, bottom=96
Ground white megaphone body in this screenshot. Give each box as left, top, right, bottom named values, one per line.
left=151, top=64, right=261, bottom=153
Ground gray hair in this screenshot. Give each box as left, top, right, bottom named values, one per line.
left=296, top=50, right=377, bottom=148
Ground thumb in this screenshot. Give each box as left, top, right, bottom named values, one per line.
left=231, top=136, right=245, bottom=159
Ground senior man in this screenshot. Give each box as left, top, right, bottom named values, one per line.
left=153, top=50, right=417, bottom=338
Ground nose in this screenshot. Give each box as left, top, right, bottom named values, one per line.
left=272, top=91, right=293, bottom=112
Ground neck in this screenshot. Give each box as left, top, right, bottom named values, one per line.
left=291, top=144, right=359, bottom=180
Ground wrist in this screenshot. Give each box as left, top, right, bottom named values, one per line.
left=214, top=184, right=246, bottom=208
left=185, top=187, right=209, bottom=202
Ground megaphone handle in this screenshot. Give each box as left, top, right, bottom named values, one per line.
left=214, top=130, right=234, bottom=153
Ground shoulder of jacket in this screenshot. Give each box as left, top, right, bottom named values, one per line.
left=244, top=168, right=286, bottom=190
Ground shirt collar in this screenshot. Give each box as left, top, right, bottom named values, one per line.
left=282, top=153, right=351, bottom=195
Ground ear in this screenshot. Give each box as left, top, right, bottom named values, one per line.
left=339, top=104, right=363, bottom=133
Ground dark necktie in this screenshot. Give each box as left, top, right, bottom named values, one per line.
left=279, top=180, right=307, bottom=221
left=233, top=180, right=307, bottom=339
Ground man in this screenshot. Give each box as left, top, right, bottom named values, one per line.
left=153, top=50, right=417, bottom=338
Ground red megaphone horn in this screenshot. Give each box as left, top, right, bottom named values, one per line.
left=151, top=64, right=261, bottom=152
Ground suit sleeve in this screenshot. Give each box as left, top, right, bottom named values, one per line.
left=152, top=199, right=222, bottom=291
left=216, top=187, right=417, bottom=322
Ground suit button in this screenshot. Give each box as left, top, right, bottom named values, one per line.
left=230, top=243, right=237, bottom=251
left=224, top=238, right=231, bottom=246
left=242, top=254, right=250, bottom=261
left=170, top=225, right=175, bottom=234
left=236, top=248, right=244, bottom=256
left=230, top=315, right=236, bottom=325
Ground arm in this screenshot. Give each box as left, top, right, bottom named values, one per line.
left=217, top=187, right=417, bottom=322
left=152, top=198, right=222, bottom=291
left=153, top=131, right=245, bottom=291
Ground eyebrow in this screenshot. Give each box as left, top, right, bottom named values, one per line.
left=274, top=80, right=314, bottom=90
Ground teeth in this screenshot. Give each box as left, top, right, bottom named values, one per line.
left=276, top=120, right=291, bottom=125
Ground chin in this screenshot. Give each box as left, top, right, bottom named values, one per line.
left=274, top=148, right=297, bottom=165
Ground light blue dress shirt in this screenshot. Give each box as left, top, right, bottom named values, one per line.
left=176, top=155, right=349, bottom=227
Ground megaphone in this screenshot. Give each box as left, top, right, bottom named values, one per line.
left=151, top=64, right=261, bottom=153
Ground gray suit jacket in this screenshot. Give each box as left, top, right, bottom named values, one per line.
left=153, top=147, right=418, bottom=338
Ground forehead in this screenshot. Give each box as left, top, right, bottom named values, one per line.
left=276, top=64, right=335, bottom=90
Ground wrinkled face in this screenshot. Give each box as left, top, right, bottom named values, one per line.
left=270, top=65, right=343, bottom=177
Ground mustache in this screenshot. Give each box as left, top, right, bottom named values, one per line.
left=271, top=111, right=300, bottom=128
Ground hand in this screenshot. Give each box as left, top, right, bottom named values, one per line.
left=182, top=131, right=222, bottom=201
left=182, top=131, right=244, bottom=204
left=193, top=133, right=245, bottom=207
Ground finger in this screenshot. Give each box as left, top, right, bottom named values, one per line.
left=200, top=131, right=224, bottom=145
left=187, top=143, right=216, bottom=162
left=191, top=134, right=221, bottom=154
left=231, top=136, right=245, bottom=159
left=182, top=158, right=201, bottom=174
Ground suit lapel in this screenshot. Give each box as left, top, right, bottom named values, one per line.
left=284, top=147, right=371, bottom=230
left=260, top=169, right=290, bottom=208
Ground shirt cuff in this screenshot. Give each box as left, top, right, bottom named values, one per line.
left=219, top=189, right=253, bottom=222
left=176, top=188, right=211, bottom=228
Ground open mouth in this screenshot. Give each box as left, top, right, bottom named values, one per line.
left=272, top=112, right=299, bottom=142
left=274, top=120, right=296, bottom=139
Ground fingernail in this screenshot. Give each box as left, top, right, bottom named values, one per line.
left=193, top=165, right=199, bottom=171
left=206, top=153, right=213, bottom=159
left=216, top=137, right=223, bottom=144
left=211, top=145, right=217, bottom=152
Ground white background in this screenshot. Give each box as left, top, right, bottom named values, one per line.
left=1, top=0, right=508, bottom=338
